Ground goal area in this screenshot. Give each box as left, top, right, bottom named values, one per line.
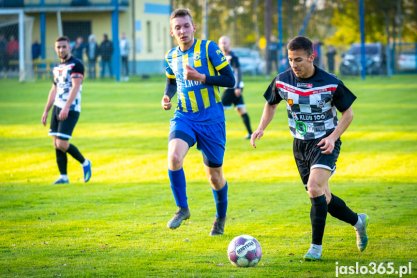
left=0, top=9, right=34, bottom=82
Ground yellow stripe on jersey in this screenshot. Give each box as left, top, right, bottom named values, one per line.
left=188, top=91, right=199, bottom=112
left=193, top=40, right=202, bottom=68
left=178, top=92, right=187, bottom=112
left=171, top=51, right=178, bottom=74
left=215, top=60, right=229, bottom=71
left=201, top=88, right=210, bottom=108
left=182, top=52, right=188, bottom=67
left=214, top=86, right=221, bottom=102
left=166, top=72, right=175, bottom=79
left=206, top=41, right=215, bottom=76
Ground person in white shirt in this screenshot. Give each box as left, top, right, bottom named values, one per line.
left=119, top=32, right=130, bottom=81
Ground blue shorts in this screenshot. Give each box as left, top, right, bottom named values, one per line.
left=169, top=117, right=226, bottom=168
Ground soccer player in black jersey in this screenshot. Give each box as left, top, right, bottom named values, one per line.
left=41, top=36, right=91, bottom=184
left=218, top=36, right=253, bottom=139
left=251, top=36, right=368, bottom=261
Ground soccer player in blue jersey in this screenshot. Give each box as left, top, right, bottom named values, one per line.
left=162, top=8, right=235, bottom=236
left=41, top=36, right=92, bottom=184
left=251, top=36, right=368, bottom=260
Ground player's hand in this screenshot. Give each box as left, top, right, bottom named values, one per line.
left=58, top=107, right=69, bottom=121
left=161, top=95, right=172, bottom=110
left=317, top=136, right=335, bottom=154
left=41, top=111, right=48, bottom=126
left=234, top=88, right=242, bottom=97
left=250, top=129, right=264, bottom=148
left=184, top=65, right=205, bottom=82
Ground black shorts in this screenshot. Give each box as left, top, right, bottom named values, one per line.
left=221, top=88, right=245, bottom=108
left=293, top=136, right=341, bottom=186
left=49, top=106, right=80, bottom=140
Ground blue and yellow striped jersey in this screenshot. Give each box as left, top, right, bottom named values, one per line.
left=165, top=39, right=229, bottom=122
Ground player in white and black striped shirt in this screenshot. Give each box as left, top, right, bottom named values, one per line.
left=41, top=36, right=91, bottom=185
left=251, top=36, right=368, bottom=261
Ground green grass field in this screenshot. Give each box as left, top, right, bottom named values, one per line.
left=1, top=75, right=416, bottom=277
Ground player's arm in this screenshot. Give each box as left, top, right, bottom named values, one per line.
left=251, top=77, right=281, bottom=148
left=162, top=77, right=177, bottom=110
left=59, top=73, right=83, bottom=121
left=234, top=56, right=243, bottom=96
left=250, top=102, right=277, bottom=148
left=317, top=81, right=357, bottom=154
left=184, top=64, right=235, bottom=88
left=41, top=83, right=57, bottom=126
left=184, top=41, right=235, bottom=87
left=317, top=107, right=353, bottom=154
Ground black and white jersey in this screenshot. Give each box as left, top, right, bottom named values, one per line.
left=225, top=51, right=243, bottom=89
left=264, top=66, right=356, bottom=140
left=52, top=56, right=84, bottom=112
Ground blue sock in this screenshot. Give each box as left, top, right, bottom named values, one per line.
left=212, top=182, right=228, bottom=218
left=168, top=168, right=188, bottom=208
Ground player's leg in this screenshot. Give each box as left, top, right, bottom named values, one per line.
left=235, top=91, right=252, bottom=139
left=236, top=106, right=252, bottom=139
left=196, top=121, right=228, bottom=235
left=55, top=109, right=91, bottom=183
left=53, top=137, right=69, bottom=184
left=304, top=168, right=331, bottom=261
left=205, top=165, right=228, bottom=236
left=166, top=119, right=195, bottom=229
left=49, top=107, right=69, bottom=184
left=321, top=139, right=368, bottom=252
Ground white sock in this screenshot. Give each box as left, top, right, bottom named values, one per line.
left=82, top=159, right=90, bottom=166
left=60, top=174, right=69, bottom=180
left=310, top=244, right=322, bottom=255
left=354, top=215, right=362, bottom=229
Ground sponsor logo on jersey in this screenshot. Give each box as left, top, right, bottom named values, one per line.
left=317, top=100, right=325, bottom=108
left=194, top=52, right=201, bottom=61
left=296, top=82, right=313, bottom=88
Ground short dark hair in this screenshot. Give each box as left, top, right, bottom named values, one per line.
left=287, top=36, right=313, bottom=56
left=170, top=8, right=193, bottom=22
left=56, top=36, right=70, bottom=43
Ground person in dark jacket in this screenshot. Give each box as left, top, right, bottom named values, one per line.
left=99, top=33, right=113, bottom=78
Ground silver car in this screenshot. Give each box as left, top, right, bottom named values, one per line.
left=232, top=47, right=266, bottom=75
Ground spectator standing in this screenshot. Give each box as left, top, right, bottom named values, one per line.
left=6, top=35, right=19, bottom=71
left=0, top=34, right=7, bottom=73
left=99, top=34, right=113, bottom=78
left=326, top=45, right=337, bottom=73
left=86, top=34, right=99, bottom=79
left=72, top=36, right=85, bottom=61
left=119, top=32, right=130, bottom=81
left=32, top=40, right=41, bottom=60
left=313, top=40, right=322, bottom=68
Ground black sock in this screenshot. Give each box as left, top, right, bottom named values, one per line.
left=241, top=113, right=253, bottom=134
left=328, top=194, right=358, bottom=226
left=55, top=149, right=68, bottom=175
left=67, top=144, right=85, bottom=164
left=310, top=195, right=328, bottom=245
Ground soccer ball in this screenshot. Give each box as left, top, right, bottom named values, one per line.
left=227, top=235, right=262, bottom=267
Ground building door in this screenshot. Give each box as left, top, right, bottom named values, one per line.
left=63, top=21, right=91, bottom=43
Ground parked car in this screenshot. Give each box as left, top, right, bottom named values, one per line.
left=397, top=51, right=417, bottom=71
left=339, top=43, right=386, bottom=75
left=232, top=47, right=266, bottom=75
